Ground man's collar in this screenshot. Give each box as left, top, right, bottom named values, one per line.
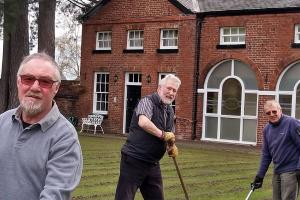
left=12, top=101, right=60, bottom=132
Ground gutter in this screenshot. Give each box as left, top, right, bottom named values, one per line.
left=191, top=14, right=203, bottom=140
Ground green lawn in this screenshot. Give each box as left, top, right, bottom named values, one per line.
left=73, top=134, right=273, bottom=200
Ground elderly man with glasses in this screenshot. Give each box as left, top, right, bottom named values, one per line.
left=251, top=100, right=300, bottom=200
left=0, top=52, right=83, bottom=200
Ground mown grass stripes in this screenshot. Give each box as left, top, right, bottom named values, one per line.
left=72, top=135, right=272, bottom=200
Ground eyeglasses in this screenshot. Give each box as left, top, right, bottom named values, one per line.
left=265, top=110, right=277, bottom=116
left=19, top=75, right=58, bottom=89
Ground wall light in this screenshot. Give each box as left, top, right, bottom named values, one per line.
left=146, top=74, right=151, bottom=83
left=114, top=74, right=119, bottom=82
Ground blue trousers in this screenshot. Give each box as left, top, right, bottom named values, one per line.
left=115, top=153, right=164, bottom=200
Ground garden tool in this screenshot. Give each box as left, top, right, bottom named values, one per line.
left=167, top=140, right=190, bottom=200
left=245, top=185, right=255, bottom=200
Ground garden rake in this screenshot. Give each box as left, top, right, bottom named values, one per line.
left=168, top=141, right=189, bottom=200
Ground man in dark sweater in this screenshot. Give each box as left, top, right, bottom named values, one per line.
left=251, top=100, right=300, bottom=200
left=115, top=74, right=181, bottom=200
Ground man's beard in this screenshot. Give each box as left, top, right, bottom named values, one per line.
left=20, top=99, right=43, bottom=116
left=162, top=97, right=174, bottom=105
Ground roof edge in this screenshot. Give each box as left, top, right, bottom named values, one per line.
left=198, top=6, right=300, bottom=17
left=80, top=0, right=109, bottom=22
left=168, top=0, right=194, bottom=14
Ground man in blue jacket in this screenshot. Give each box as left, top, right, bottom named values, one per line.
left=251, top=100, right=300, bottom=200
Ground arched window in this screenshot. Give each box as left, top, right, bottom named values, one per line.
left=277, top=61, right=300, bottom=118
left=203, top=60, right=258, bottom=144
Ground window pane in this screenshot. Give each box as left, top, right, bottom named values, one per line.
left=239, top=36, right=245, bottom=42
left=207, top=60, right=231, bottom=88
left=244, top=93, right=257, bottom=116
left=223, top=28, right=230, bottom=35
left=279, top=95, right=292, bottom=115
left=220, top=118, right=240, bottom=140
left=100, top=102, right=105, bottom=111
left=234, top=60, right=258, bottom=89
left=98, top=33, right=104, bottom=40
left=163, top=30, right=168, bottom=38
left=205, top=117, right=218, bottom=139
left=129, top=31, right=134, bottom=38
left=129, top=74, right=133, bottom=82
left=102, top=33, right=107, bottom=40
left=231, top=28, right=238, bottom=34
left=174, top=30, right=178, bottom=37
left=130, top=40, right=134, bottom=46
left=279, top=62, right=300, bottom=91
left=163, top=39, right=168, bottom=46
left=222, top=79, right=241, bottom=116
left=223, top=36, right=230, bottom=42
left=170, top=39, right=176, bottom=46
left=207, top=92, right=218, bottom=113
left=243, top=119, right=256, bottom=142
left=239, top=28, right=245, bottom=34
left=231, top=36, right=238, bottom=42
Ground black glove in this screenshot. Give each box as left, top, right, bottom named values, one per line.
left=251, top=176, right=263, bottom=190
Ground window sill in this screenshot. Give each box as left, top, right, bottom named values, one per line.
left=92, top=50, right=112, bottom=54
left=156, top=49, right=179, bottom=53
left=92, top=113, right=108, bottom=119
left=216, top=44, right=246, bottom=49
left=123, top=49, right=144, bottom=53
left=291, top=43, right=300, bottom=48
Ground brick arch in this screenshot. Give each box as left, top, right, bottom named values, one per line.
left=271, top=53, right=300, bottom=90
left=200, top=56, right=263, bottom=89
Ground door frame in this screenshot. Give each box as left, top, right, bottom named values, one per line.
left=123, top=72, right=142, bottom=133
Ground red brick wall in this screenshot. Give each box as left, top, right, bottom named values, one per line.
left=79, top=0, right=197, bottom=136
left=55, top=80, right=85, bottom=124
left=199, top=12, right=300, bottom=145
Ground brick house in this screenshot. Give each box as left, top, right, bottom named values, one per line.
left=79, top=0, right=300, bottom=145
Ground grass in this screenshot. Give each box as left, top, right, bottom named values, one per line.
left=73, top=134, right=273, bottom=200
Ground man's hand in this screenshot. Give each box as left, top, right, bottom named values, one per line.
left=163, top=131, right=175, bottom=143
left=251, top=176, right=263, bottom=190
left=167, top=144, right=178, bottom=157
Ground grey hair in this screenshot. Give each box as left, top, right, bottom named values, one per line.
left=264, top=100, right=281, bottom=111
left=159, top=74, right=181, bottom=88
left=17, top=52, right=61, bottom=83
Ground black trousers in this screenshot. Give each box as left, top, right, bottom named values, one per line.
left=115, top=153, right=164, bottom=200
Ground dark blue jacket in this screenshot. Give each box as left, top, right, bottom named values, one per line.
left=257, top=115, right=300, bottom=178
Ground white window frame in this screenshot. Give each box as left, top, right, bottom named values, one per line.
left=127, top=30, right=144, bottom=49
left=220, top=27, right=245, bottom=45
left=160, top=29, right=178, bottom=49
left=93, top=72, right=109, bottom=114
left=295, top=24, right=300, bottom=43
left=96, top=31, right=112, bottom=50
left=202, top=60, right=258, bottom=145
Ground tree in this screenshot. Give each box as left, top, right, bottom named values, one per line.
left=38, top=0, right=56, bottom=57
left=55, top=13, right=81, bottom=80
left=0, top=0, right=100, bottom=112
left=0, top=0, right=29, bottom=112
